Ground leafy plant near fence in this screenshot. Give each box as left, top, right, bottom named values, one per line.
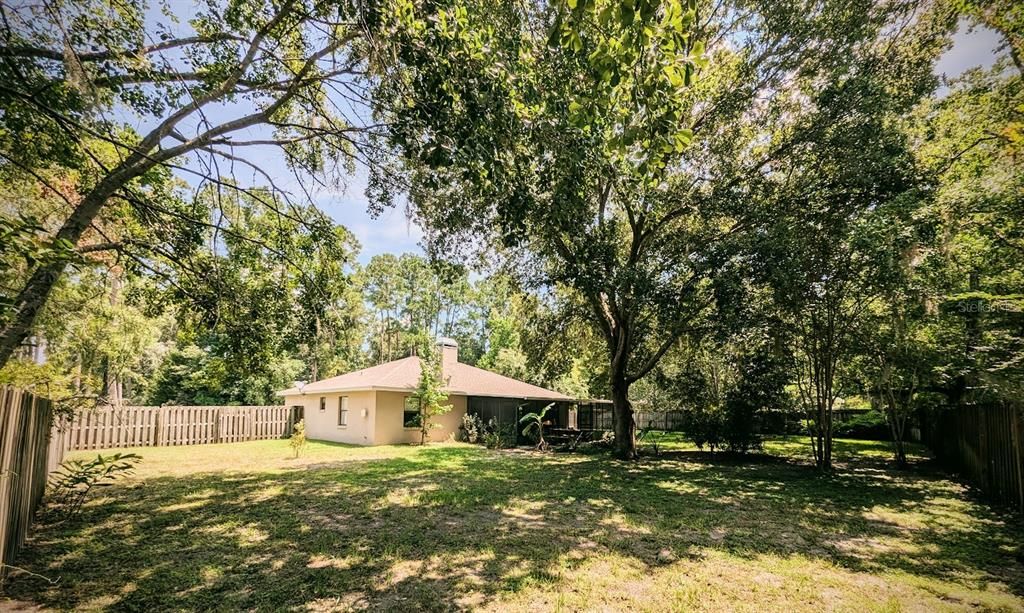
left=47, top=453, right=141, bottom=520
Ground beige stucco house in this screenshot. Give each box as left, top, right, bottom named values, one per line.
left=276, top=339, right=573, bottom=445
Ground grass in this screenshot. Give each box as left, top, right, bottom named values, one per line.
left=3, top=436, right=1023, bottom=612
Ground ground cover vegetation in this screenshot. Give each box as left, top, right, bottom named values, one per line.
left=3, top=438, right=1023, bottom=611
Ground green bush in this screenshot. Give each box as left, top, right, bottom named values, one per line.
left=480, top=418, right=516, bottom=449
left=460, top=414, right=514, bottom=447
left=685, top=404, right=727, bottom=452
left=834, top=410, right=889, bottom=440
left=575, top=431, right=615, bottom=454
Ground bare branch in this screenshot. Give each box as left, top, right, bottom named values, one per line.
left=0, top=33, right=246, bottom=62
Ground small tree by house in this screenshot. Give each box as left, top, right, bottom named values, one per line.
left=411, top=355, right=452, bottom=445
left=289, top=419, right=307, bottom=458
left=519, top=403, right=554, bottom=451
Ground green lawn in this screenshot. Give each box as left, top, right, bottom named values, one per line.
left=3, top=436, right=1023, bottom=611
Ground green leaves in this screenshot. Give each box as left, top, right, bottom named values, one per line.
left=411, top=353, right=453, bottom=443
left=548, top=0, right=703, bottom=176
left=48, top=452, right=142, bottom=520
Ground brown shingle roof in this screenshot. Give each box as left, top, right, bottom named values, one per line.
left=277, top=356, right=572, bottom=401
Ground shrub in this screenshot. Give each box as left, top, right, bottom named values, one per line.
left=721, top=397, right=765, bottom=453
left=48, top=453, right=141, bottom=520
left=834, top=410, right=889, bottom=440
left=289, top=419, right=307, bottom=457
left=459, top=413, right=485, bottom=443
left=685, top=404, right=727, bottom=452
left=575, top=431, right=615, bottom=454
left=482, top=418, right=516, bottom=449
left=720, top=347, right=791, bottom=452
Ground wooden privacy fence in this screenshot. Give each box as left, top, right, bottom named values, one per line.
left=921, top=402, right=1024, bottom=513
left=52, top=405, right=299, bottom=452
left=0, top=387, right=63, bottom=573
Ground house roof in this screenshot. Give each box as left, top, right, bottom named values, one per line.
left=276, top=356, right=573, bottom=402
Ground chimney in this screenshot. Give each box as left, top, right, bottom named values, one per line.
left=437, top=337, right=459, bottom=369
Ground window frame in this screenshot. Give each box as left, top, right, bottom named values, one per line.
left=337, top=396, right=348, bottom=427
left=319, top=397, right=326, bottom=412
left=402, top=396, right=421, bottom=429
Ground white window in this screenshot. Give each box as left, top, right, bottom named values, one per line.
left=338, top=396, right=348, bottom=427
left=403, top=396, right=421, bottom=428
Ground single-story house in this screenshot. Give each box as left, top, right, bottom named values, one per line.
left=276, top=339, right=575, bottom=445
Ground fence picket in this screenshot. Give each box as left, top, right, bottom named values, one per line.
left=921, top=402, right=1024, bottom=514
left=52, top=405, right=295, bottom=452
left=0, top=387, right=60, bottom=576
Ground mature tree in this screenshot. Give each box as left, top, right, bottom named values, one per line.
left=375, top=0, right=709, bottom=458
left=738, top=2, right=948, bottom=468
left=758, top=126, right=925, bottom=469
left=145, top=186, right=361, bottom=404
left=907, top=53, right=1023, bottom=401
left=858, top=304, right=938, bottom=467
left=373, top=0, right=944, bottom=458
left=0, top=165, right=169, bottom=406
left=0, top=0, right=389, bottom=369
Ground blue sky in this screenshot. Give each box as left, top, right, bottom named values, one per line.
left=936, top=20, right=1002, bottom=77
left=132, top=8, right=1004, bottom=265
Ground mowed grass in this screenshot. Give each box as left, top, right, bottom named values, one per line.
left=3, top=436, right=1023, bottom=612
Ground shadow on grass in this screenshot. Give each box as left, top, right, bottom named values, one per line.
left=4, top=444, right=1023, bottom=610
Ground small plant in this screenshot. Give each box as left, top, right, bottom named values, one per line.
left=639, top=428, right=662, bottom=456
left=289, top=418, right=307, bottom=458
left=460, top=413, right=484, bottom=444
left=481, top=419, right=516, bottom=449
left=519, top=403, right=554, bottom=450
left=48, top=453, right=141, bottom=520
left=482, top=430, right=503, bottom=449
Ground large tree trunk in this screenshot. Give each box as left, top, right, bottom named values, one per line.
left=0, top=157, right=149, bottom=370
left=611, top=374, right=636, bottom=460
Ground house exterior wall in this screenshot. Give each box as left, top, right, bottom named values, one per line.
left=283, top=390, right=376, bottom=445
left=374, top=391, right=468, bottom=445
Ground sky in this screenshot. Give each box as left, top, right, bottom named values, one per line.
left=130, top=8, right=1005, bottom=266
left=935, top=19, right=1003, bottom=77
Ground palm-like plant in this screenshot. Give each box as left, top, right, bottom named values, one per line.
left=519, top=403, right=554, bottom=450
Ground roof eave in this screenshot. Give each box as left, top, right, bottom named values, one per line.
left=276, top=387, right=574, bottom=402
left=278, top=384, right=414, bottom=396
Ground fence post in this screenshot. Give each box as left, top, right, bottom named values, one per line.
left=0, top=387, right=58, bottom=575
left=1012, top=403, right=1024, bottom=513
left=154, top=406, right=164, bottom=447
